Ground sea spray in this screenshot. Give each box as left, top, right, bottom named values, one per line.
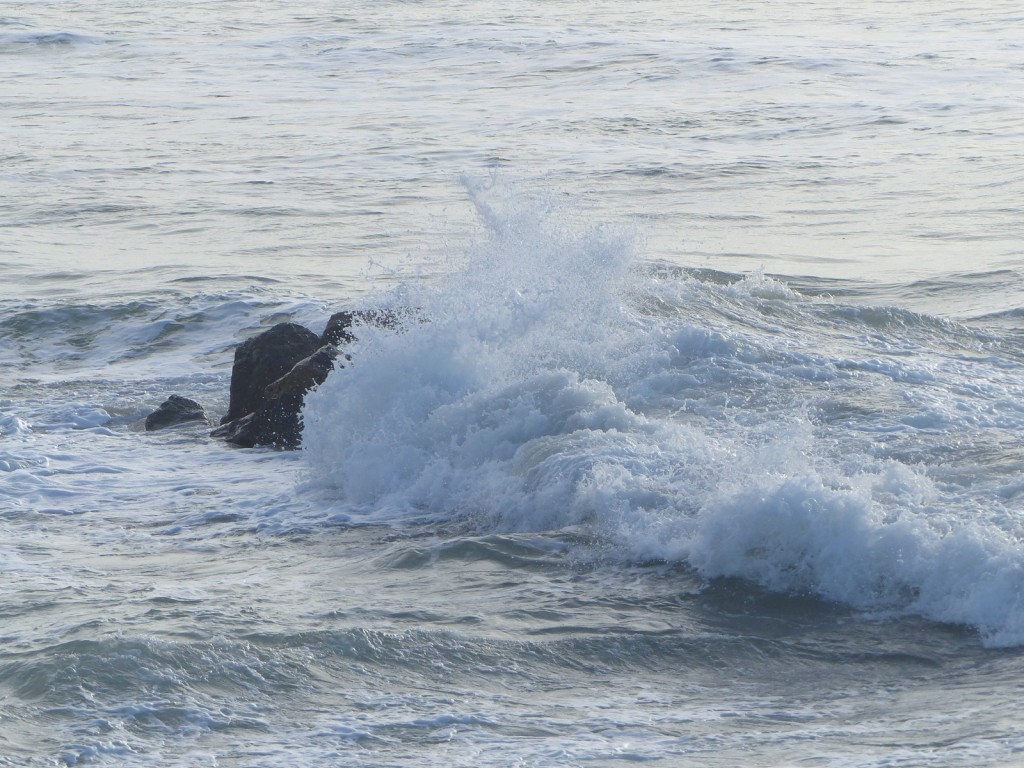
left=301, top=179, right=650, bottom=517
left=301, top=187, right=1024, bottom=646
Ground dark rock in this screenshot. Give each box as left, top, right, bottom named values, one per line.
left=145, top=395, right=208, bottom=431
left=320, top=310, right=360, bottom=347
left=212, top=310, right=400, bottom=450
left=211, top=388, right=305, bottom=449
left=212, top=345, right=339, bottom=449
left=221, top=322, right=319, bottom=425
left=320, top=309, right=402, bottom=347
left=264, top=345, right=339, bottom=401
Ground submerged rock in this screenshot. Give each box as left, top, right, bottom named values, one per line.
left=145, top=395, right=208, bottom=431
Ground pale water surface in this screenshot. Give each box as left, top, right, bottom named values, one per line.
left=2, top=1, right=1024, bottom=766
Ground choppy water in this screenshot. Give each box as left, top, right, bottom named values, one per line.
left=3, top=1, right=1024, bottom=766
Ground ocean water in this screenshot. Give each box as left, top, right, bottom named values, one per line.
left=3, top=1, right=1024, bottom=765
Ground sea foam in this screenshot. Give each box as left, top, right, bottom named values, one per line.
left=302, top=183, right=1024, bottom=646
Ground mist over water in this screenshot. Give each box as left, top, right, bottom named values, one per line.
left=3, top=1, right=1024, bottom=765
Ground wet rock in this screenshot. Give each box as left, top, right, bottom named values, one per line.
left=320, top=308, right=402, bottom=347
left=212, top=311, right=401, bottom=449
left=220, top=322, right=320, bottom=425
left=210, top=387, right=306, bottom=449
left=145, top=395, right=208, bottom=431
left=320, top=310, right=361, bottom=347
left=213, top=345, right=339, bottom=449
left=264, top=345, right=339, bottom=401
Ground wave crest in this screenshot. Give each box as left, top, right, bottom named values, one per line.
left=301, top=186, right=1024, bottom=646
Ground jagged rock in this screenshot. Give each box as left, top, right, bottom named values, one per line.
left=145, top=395, right=208, bottom=431
left=212, top=345, right=339, bottom=449
left=321, top=310, right=361, bottom=347
left=212, top=311, right=400, bottom=450
left=211, top=388, right=305, bottom=449
left=320, top=308, right=402, bottom=347
left=220, top=322, right=320, bottom=425
left=264, top=345, right=339, bottom=400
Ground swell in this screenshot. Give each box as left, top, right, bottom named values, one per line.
left=0, top=30, right=109, bottom=50
left=0, top=292, right=326, bottom=376
left=301, top=185, right=1024, bottom=646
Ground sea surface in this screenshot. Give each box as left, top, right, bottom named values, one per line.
left=2, top=1, right=1024, bottom=765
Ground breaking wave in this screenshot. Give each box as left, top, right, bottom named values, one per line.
left=302, top=182, right=1024, bottom=646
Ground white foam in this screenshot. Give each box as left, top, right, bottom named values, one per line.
left=42, top=404, right=112, bottom=431
left=0, top=413, right=32, bottom=437
left=302, top=184, right=1024, bottom=646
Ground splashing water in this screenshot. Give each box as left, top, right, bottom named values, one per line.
left=302, top=182, right=1024, bottom=647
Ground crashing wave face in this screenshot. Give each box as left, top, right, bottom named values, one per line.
left=302, top=181, right=1024, bottom=647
